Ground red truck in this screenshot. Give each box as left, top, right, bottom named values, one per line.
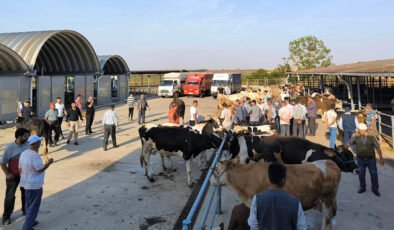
left=183, top=73, right=213, bottom=97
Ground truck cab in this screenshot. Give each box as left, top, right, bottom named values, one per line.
left=157, top=72, right=188, bottom=98
left=184, top=73, right=213, bottom=97
left=211, top=73, right=241, bottom=98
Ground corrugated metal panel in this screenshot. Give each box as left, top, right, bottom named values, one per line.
left=0, top=44, right=29, bottom=73
left=0, top=30, right=100, bottom=74
left=97, top=75, right=112, bottom=105
left=289, top=59, right=394, bottom=75
left=98, top=55, right=129, bottom=75
left=118, top=74, right=128, bottom=101
left=37, top=76, right=51, bottom=117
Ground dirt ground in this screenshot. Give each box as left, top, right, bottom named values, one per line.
left=0, top=96, right=394, bottom=230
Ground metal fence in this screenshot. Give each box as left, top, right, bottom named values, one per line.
left=183, top=134, right=229, bottom=230
left=245, top=78, right=286, bottom=87
left=129, top=85, right=159, bottom=95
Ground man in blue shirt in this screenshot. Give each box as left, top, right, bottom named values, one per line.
left=248, top=163, right=306, bottom=230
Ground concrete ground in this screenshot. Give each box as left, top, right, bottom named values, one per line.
left=0, top=96, right=393, bottom=230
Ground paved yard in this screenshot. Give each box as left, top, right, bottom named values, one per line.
left=0, top=96, right=393, bottom=230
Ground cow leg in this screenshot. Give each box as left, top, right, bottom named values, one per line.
left=185, top=159, right=193, bottom=187
left=320, top=202, right=334, bottom=230
left=167, top=157, right=175, bottom=171
left=160, top=155, right=167, bottom=171
left=199, top=150, right=208, bottom=171
left=145, top=152, right=155, bottom=182
left=273, top=151, right=284, bottom=164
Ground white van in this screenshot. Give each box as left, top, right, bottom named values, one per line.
left=158, top=72, right=189, bottom=97
left=211, top=73, right=242, bottom=98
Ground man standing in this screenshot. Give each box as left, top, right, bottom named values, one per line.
left=220, top=103, right=234, bottom=130
left=292, top=99, right=307, bottom=138
left=136, top=94, right=150, bottom=125
left=102, top=105, right=119, bottom=151
left=365, top=103, right=378, bottom=136
left=55, top=97, right=66, bottom=139
left=189, top=100, right=199, bottom=126
left=248, top=163, right=306, bottom=230
left=66, top=103, right=83, bottom=145
left=85, top=96, right=95, bottom=135
left=325, top=104, right=338, bottom=149
left=74, top=95, right=83, bottom=112
left=19, top=135, right=54, bottom=230
left=347, top=123, right=384, bottom=197
left=306, top=97, right=317, bottom=136
left=127, top=93, right=135, bottom=121
left=44, top=102, right=59, bottom=147
left=339, top=105, right=359, bottom=144
left=21, top=100, right=33, bottom=120
left=243, top=97, right=251, bottom=124
left=1, top=128, right=29, bottom=225
left=278, top=101, right=292, bottom=136
left=249, top=100, right=263, bottom=126
left=287, top=99, right=296, bottom=136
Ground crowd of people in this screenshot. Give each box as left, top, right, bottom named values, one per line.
left=2, top=87, right=387, bottom=230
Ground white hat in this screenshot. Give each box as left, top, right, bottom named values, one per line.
left=28, top=135, right=43, bottom=145
left=359, top=123, right=368, bottom=131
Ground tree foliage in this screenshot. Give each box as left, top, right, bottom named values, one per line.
left=288, top=35, right=333, bottom=70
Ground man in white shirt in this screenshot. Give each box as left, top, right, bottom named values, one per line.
left=278, top=101, right=292, bottom=136
left=189, top=100, right=199, bottom=126
left=55, top=97, right=66, bottom=139
left=325, top=104, right=338, bottom=148
left=220, top=103, right=234, bottom=130
left=19, top=135, right=53, bottom=230
left=102, top=105, right=119, bottom=151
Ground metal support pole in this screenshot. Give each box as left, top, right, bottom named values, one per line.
left=378, top=113, right=382, bottom=143
left=337, top=74, right=355, bottom=110
left=356, top=76, right=361, bottom=110
left=392, top=116, right=394, bottom=149
left=216, top=185, right=222, bottom=214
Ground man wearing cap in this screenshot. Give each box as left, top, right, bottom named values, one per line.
left=347, top=123, right=384, bottom=197
left=44, top=102, right=59, bottom=147
left=102, top=105, right=119, bottom=151
left=19, top=135, right=54, bottom=230
left=1, top=128, right=30, bottom=225
left=338, top=105, right=359, bottom=145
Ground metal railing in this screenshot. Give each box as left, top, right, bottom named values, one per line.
left=183, top=134, right=229, bottom=230
left=245, top=78, right=286, bottom=87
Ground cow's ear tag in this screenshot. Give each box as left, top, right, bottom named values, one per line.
left=324, top=149, right=335, bottom=157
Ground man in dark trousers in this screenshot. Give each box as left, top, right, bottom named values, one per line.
left=44, top=102, right=59, bottom=147
left=66, top=103, right=83, bottom=145
left=338, top=104, right=359, bottom=144
left=347, top=123, right=384, bottom=196
left=102, top=105, right=119, bottom=151
left=85, top=96, right=95, bottom=135
left=248, top=163, right=306, bottom=230
left=137, top=94, right=150, bottom=125
left=306, top=97, right=317, bottom=136
left=1, top=128, right=29, bottom=225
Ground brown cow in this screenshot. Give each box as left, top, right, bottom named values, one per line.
left=212, top=158, right=341, bottom=230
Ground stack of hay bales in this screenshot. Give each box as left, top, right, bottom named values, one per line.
left=217, top=95, right=238, bottom=116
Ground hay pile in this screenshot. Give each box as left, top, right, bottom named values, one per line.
left=217, top=95, right=237, bottom=116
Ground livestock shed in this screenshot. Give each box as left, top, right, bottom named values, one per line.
left=0, top=44, right=31, bottom=121
left=287, top=59, right=394, bottom=111
left=97, top=55, right=130, bottom=105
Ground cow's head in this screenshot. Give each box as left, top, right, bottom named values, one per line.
left=201, top=118, right=220, bottom=135
left=210, top=157, right=240, bottom=186
left=324, top=145, right=358, bottom=172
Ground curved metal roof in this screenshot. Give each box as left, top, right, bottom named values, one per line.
left=0, top=30, right=100, bottom=74
left=0, top=44, right=29, bottom=73
left=98, top=55, right=129, bottom=75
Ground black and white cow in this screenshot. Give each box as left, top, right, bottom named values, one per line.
left=227, top=135, right=358, bottom=172
left=138, top=123, right=222, bottom=186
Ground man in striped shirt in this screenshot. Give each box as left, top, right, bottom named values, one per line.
left=19, top=135, right=54, bottom=230
left=102, top=105, right=119, bottom=151
left=127, top=93, right=135, bottom=121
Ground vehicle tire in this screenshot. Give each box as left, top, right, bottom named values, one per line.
left=213, top=96, right=217, bottom=99
left=161, top=96, right=165, bottom=98
left=174, top=92, right=179, bottom=98
left=199, top=91, right=204, bottom=98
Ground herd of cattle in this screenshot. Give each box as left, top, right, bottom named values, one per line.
left=137, top=116, right=358, bottom=229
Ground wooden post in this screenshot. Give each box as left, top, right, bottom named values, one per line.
left=356, top=76, right=361, bottom=109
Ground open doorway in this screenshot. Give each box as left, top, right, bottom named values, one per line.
left=65, top=76, right=75, bottom=108
left=111, top=75, right=118, bottom=100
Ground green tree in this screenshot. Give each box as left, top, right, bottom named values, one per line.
left=288, top=35, right=333, bottom=70
left=271, top=58, right=292, bottom=78
left=250, top=69, right=271, bottom=78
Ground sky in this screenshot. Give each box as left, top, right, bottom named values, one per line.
left=1, top=0, right=394, bottom=70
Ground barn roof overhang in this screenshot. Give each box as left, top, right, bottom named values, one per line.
left=0, top=44, right=29, bottom=74
left=98, top=55, right=129, bottom=75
